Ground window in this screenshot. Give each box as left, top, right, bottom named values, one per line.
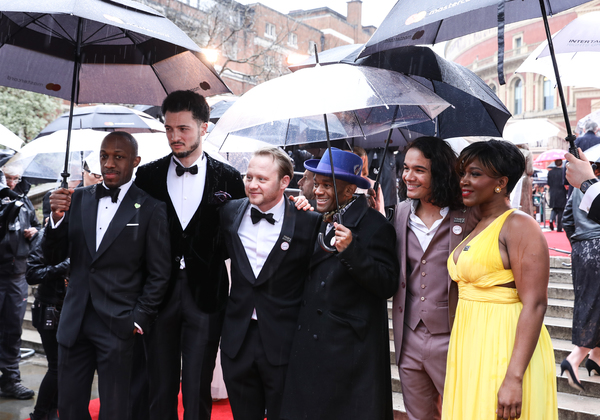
left=264, top=56, right=275, bottom=69
left=514, top=36, right=523, bottom=55
left=265, top=23, right=276, bottom=39
left=543, top=77, right=554, bottom=110
left=514, top=79, right=523, bottom=115
left=288, top=33, right=298, bottom=47
left=308, top=41, right=317, bottom=55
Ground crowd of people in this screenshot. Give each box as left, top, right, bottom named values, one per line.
left=1, top=89, right=599, bottom=420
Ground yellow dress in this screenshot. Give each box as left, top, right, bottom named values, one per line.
left=443, top=209, right=557, bottom=419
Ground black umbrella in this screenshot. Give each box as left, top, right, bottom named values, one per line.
left=36, top=105, right=165, bottom=138
left=0, top=0, right=230, bottom=186
left=358, top=0, right=588, bottom=155
left=291, top=44, right=511, bottom=140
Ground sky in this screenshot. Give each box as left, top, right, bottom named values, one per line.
left=236, top=0, right=398, bottom=28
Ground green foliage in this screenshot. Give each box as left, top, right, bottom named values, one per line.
left=0, top=87, right=63, bottom=142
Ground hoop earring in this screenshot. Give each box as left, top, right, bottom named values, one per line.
left=494, top=186, right=502, bottom=193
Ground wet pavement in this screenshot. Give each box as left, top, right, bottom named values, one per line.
left=0, top=353, right=99, bottom=420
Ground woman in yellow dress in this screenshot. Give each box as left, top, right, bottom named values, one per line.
left=443, top=140, right=557, bottom=420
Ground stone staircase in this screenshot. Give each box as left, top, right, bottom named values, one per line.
left=389, top=256, right=600, bottom=420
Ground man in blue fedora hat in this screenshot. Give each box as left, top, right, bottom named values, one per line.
left=281, top=148, right=399, bottom=420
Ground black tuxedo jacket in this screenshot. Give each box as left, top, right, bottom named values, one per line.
left=43, top=184, right=171, bottom=347
left=588, top=194, right=600, bottom=224
left=134, top=153, right=245, bottom=313
left=219, top=198, right=321, bottom=366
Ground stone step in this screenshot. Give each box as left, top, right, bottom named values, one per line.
left=547, top=298, right=574, bottom=319
left=550, top=267, right=573, bottom=283
left=20, top=328, right=44, bottom=354
left=545, top=316, right=573, bottom=341
left=549, top=282, right=575, bottom=300
left=550, top=256, right=572, bottom=269
left=392, top=391, right=600, bottom=420
left=556, top=363, right=600, bottom=399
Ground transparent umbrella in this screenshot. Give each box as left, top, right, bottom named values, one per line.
left=207, top=63, right=450, bottom=150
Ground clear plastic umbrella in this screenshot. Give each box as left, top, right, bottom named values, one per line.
left=207, top=63, right=450, bottom=150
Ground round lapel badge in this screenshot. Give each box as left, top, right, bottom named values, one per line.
left=452, top=225, right=463, bottom=235
left=281, top=242, right=289, bottom=251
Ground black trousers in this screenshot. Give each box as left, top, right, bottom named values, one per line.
left=222, top=321, right=288, bottom=420
left=33, top=308, right=60, bottom=416
left=0, top=273, right=28, bottom=385
left=551, top=207, right=564, bottom=232
left=58, top=300, right=135, bottom=420
left=144, top=269, right=224, bottom=420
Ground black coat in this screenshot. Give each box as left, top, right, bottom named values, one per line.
left=281, top=195, right=399, bottom=420
left=219, top=197, right=321, bottom=366
left=26, top=228, right=68, bottom=307
left=134, top=153, right=245, bottom=313
left=43, top=184, right=171, bottom=346
left=0, top=194, right=40, bottom=275
left=548, top=167, right=567, bottom=209
left=575, top=131, right=600, bottom=152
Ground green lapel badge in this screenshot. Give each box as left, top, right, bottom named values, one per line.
left=134, top=203, right=141, bottom=209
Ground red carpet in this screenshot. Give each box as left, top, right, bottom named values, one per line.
left=26, top=393, right=233, bottom=420
left=543, top=230, right=571, bottom=257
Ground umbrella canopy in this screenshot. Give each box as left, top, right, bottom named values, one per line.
left=290, top=44, right=511, bottom=139
left=576, top=109, right=600, bottom=136
left=503, top=118, right=565, bottom=145
left=0, top=123, right=24, bottom=150
left=0, top=0, right=230, bottom=104
left=209, top=98, right=239, bottom=123
left=517, top=12, right=600, bottom=90
left=357, top=0, right=588, bottom=154
left=0, top=0, right=230, bottom=186
left=207, top=63, right=450, bottom=150
left=37, top=105, right=165, bottom=138
left=359, top=0, right=587, bottom=58
left=534, top=148, right=567, bottom=165
left=583, top=143, right=600, bottom=164
left=7, top=129, right=106, bottom=181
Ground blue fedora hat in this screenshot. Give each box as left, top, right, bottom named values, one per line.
left=304, top=147, right=371, bottom=189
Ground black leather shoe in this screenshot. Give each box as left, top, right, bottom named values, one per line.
left=561, top=359, right=585, bottom=392
left=585, top=358, right=600, bottom=376
left=29, top=412, right=48, bottom=420
left=0, top=381, right=34, bottom=399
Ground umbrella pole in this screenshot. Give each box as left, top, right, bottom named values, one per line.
left=61, top=18, right=83, bottom=188
left=537, top=0, right=578, bottom=158
left=317, top=113, right=341, bottom=253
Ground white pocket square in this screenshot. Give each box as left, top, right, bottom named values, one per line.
left=126, top=223, right=139, bottom=227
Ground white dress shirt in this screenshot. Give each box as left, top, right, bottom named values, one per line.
left=408, top=200, right=449, bottom=252
left=238, top=196, right=285, bottom=320
left=95, top=180, right=133, bottom=250
left=167, top=154, right=207, bottom=269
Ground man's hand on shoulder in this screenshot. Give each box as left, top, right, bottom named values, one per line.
left=49, top=188, right=75, bottom=224
left=290, top=195, right=314, bottom=212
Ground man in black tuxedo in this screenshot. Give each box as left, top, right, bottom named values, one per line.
left=44, top=132, right=171, bottom=420
left=219, top=147, right=320, bottom=420
left=566, top=148, right=600, bottom=223
left=134, top=90, right=245, bottom=420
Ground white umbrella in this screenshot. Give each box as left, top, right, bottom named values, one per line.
left=517, top=12, right=600, bottom=89
left=575, top=109, right=600, bottom=136
left=6, top=129, right=105, bottom=180
left=582, top=143, right=600, bottom=163
left=0, top=124, right=23, bottom=151
left=502, top=118, right=564, bottom=146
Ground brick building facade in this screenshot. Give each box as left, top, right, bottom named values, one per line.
left=137, top=0, right=375, bottom=95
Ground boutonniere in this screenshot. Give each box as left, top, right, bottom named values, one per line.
left=212, top=191, right=232, bottom=204
left=134, top=203, right=141, bottom=209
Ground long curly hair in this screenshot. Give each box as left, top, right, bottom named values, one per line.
left=399, top=136, right=463, bottom=210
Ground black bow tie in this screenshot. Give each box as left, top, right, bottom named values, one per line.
left=175, top=162, right=198, bottom=177
left=96, top=186, right=120, bottom=203
left=251, top=207, right=275, bottom=225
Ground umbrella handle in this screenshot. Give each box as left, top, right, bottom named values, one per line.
left=317, top=232, right=337, bottom=253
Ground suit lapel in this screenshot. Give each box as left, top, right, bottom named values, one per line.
left=230, top=199, right=256, bottom=284
left=82, top=186, right=99, bottom=258
left=94, top=185, right=147, bottom=262
left=255, top=200, right=297, bottom=286
left=395, top=202, right=411, bottom=283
